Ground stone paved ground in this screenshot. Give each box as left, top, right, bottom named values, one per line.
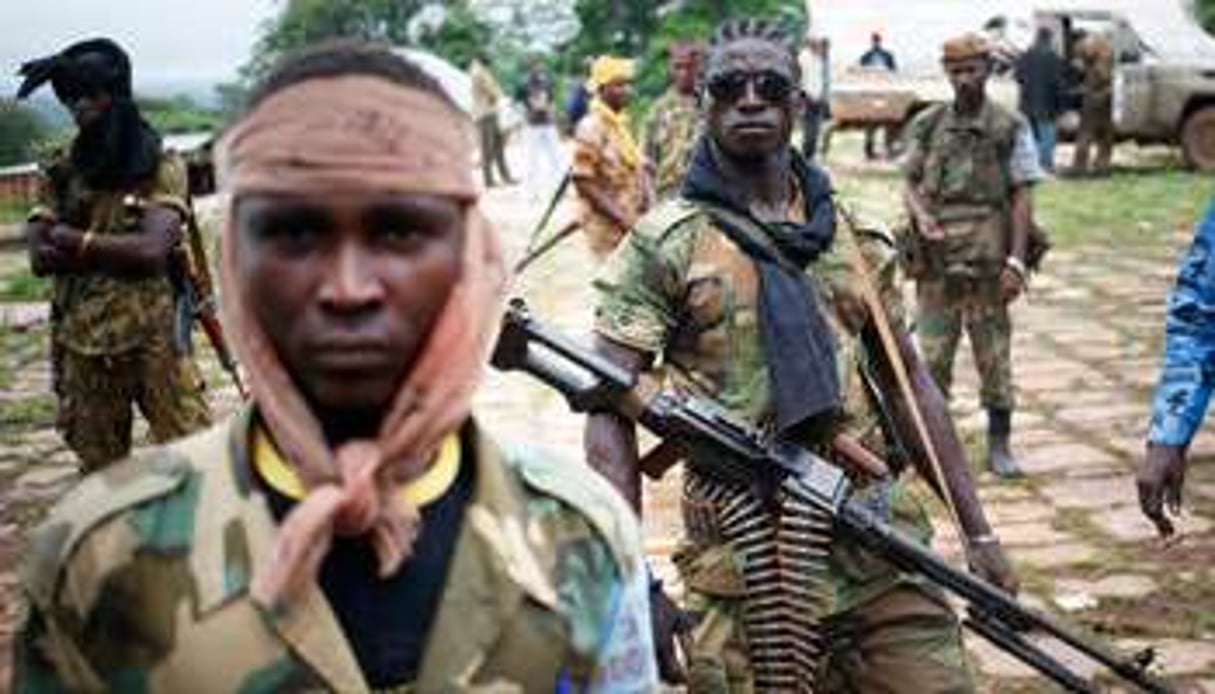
left=0, top=137, right=1213, bottom=690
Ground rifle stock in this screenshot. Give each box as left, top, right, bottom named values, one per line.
left=491, top=299, right=1172, bottom=694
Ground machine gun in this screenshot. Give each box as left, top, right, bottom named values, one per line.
left=491, top=298, right=1172, bottom=694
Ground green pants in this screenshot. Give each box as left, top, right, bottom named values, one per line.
left=56, top=337, right=211, bottom=471
left=915, top=275, right=1014, bottom=411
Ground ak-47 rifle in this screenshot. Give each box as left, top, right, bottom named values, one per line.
left=491, top=299, right=1172, bottom=694
left=169, top=194, right=246, bottom=397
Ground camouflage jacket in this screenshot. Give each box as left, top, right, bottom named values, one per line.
left=594, top=197, right=935, bottom=612
left=14, top=407, right=657, bottom=692
left=902, top=101, right=1042, bottom=277
left=643, top=89, right=700, bottom=201
left=33, top=151, right=189, bottom=356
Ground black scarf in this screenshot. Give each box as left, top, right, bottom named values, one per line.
left=17, top=38, right=161, bottom=190
left=681, top=138, right=841, bottom=440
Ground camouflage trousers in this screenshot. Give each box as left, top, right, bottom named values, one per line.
left=55, top=337, right=211, bottom=472
left=1073, top=95, right=1114, bottom=175
left=674, top=475, right=974, bottom=693
left=915, top=275, right=1015, bottom=411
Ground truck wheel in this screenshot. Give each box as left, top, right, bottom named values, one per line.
left=1181, top=106, right=1215, bottom=171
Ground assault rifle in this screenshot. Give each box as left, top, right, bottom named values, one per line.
left=491, top=299, right=1172, bottom=694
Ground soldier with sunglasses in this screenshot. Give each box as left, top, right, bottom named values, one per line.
left=588, top=18, right=978, bottom=692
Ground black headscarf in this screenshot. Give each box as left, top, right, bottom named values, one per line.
left=17, top=38, right=161, bottom=190
left=681, top=137, right=841, bottom=441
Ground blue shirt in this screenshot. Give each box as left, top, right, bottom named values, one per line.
left=1148, top=201, right=1215, bottom=445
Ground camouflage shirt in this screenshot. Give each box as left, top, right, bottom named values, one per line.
left=34, top=152, right=189, bottom=356
left=643, top=88, right=700, bottom=201
left=14, top=407, right=657, bottom=693
left=594, top=197, right=935, bottom=612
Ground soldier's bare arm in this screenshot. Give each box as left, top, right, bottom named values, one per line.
left=25, top=218, right=81, bottom=275
left=574, top=176, right=634, bottom=235
left=1002, top=184, right=1033, bottom=302
left=868, top=326, right=1020, bottom=593
left=584, top=335, right=653, bottom=512
left=48, top=205, right=184, bottom=276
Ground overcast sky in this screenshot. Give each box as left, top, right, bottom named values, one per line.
left=0, top=0, right=279, bottom=93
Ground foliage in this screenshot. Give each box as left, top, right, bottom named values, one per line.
left=567, top=0, right=806, bottom=119
left=241, top=0, right=491, bottom=84
left=137, top=95, right=223, bottom=135
left=0, top=101, right=53, bottom=167
left=1197, top=0, right=1215, bottom=33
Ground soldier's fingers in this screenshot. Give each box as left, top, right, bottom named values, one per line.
left=1165, top=468, right=1185, bottom=516
left=1136, top=478, right=1169, bottom=534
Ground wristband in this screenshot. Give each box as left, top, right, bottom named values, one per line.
left=78, top=231, right=96, bottom=260
left=1004, top=255, right=1027, bottom=279
left=968, top=533, right=1000, bottom=546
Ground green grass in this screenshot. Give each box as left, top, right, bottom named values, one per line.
left=1036, top=170, right=1214, bottom=249
left=0, top=266, right=48, bottom=301
left=0, top=198, right=29, bottom=225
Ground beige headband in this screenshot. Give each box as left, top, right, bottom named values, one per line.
left=218, top=75, right=477, bottom=199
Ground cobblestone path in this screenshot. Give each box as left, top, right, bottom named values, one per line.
left=0, top=157, right=1212, bottom=690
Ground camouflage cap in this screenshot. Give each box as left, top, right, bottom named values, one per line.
left=941, top=33, right=990, bottom=62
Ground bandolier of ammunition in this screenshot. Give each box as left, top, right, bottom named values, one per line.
left=685, top=468, right=834, bottom=691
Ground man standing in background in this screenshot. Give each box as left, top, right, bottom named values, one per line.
left=1071, top=32, right=1116, bottom=176
left=858, top=32, right=897, bottom=160
left=644, top=41, right=703, bottom=200
left=17, top=38, right=211, bottom=471
left=518, top=57, right=564, bottom=201
left=1015, top=27, right=1065, bottom=173
left=902, top=34, right=1044, bottom=478
left=572, top=55, right=649, bottom=259
left=470, top=54, right=515, bottom=188
left=799, top=36, right=831, bottom=160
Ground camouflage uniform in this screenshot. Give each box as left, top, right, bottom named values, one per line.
left=643, top=88, right=700, bottom=201
left=14, top=406, right=657, bottom=692
left=594, top=198, right=972, bottom=692
left=1072, top=34, right=1115, bottom=175
left=572, top=107, right=648, bottom=258
left=902, top=101, right=1044, bottom=411
left=33, top=151, right=210, bottom=471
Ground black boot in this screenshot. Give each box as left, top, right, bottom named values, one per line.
left=987, top=408, right=1023, bottom=478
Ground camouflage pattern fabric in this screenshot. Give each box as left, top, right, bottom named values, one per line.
left=594, top=198, right=971, bottom=692
left=56, top=329, right=210, bottom=472
left=916, top=275, right=1015, bottom=411
left=643, top=88, right=700, bottom=200
left=39, top=152, right=191, bottom=355
left=572, top=108, right=648, bottom=258
left=36, top=151, right=210, bottom=469
left=14, top=408, right=656, bottom=692
left=1073, top=35, right=1115, bottom=174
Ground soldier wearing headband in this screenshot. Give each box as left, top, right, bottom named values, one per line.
left=14, top=42, right=656, bottom=692
left=16, top=38, right=211, bottom=471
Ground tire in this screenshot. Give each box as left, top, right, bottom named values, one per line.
left=1181, top=105, right=1215, bottom=171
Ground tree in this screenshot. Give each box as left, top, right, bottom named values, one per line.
left=241, top=0, right=490, bottom=83
left=0, top=101, right=52, bottom=167
left=1197, top=0, right=1215, bottom=33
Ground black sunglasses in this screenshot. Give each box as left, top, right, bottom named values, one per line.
left=706, top=70, right=795, bottom=104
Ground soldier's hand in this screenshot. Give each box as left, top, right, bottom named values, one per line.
left=965, top=537, right=1020, bottom=596
left=999, top=266, right=1025, bottom=304
left=832, top=286, right=870, bottom=335
left=649, top=579, right=692, bottom=684
left=917, top=212, right=945, bottom=240
left=1137, top=443, right=1188, bottom=538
